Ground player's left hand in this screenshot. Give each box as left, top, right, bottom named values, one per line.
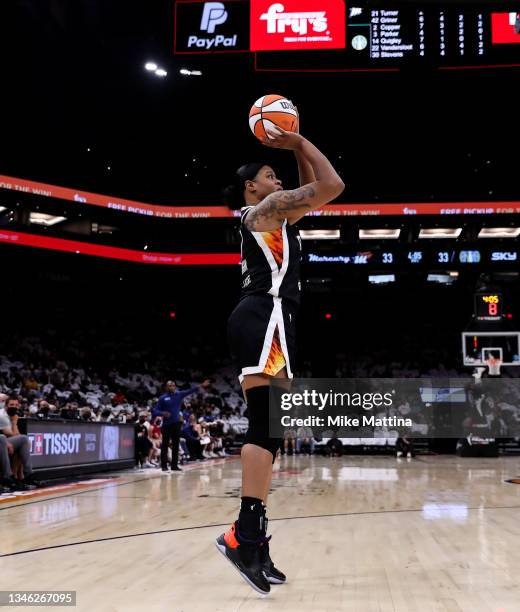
left=260, top=127, right=303, bottom=151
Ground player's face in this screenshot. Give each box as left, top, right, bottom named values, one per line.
left=252, top=165, right=283, bottom=199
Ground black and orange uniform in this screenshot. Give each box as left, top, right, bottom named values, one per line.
left=227, top=205, right=302, bottom=382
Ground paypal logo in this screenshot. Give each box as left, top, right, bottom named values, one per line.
left=200, top=2, right=228, bottom=34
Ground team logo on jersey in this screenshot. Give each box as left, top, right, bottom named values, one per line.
left=242, top=259, right=248, bottom=274
left=242, top=275, right=251, bottom=288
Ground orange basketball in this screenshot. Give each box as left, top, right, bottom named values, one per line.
left=248, top=94, right=298, bottom=141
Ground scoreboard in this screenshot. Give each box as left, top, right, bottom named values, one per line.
left=474, top=293, right=502, bottom=320
left=305, top=248, right=518, bottom=265
left=255, top=6, right=520, bottom=70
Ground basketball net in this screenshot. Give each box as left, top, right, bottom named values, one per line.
left=485, top=357, right=502, bottom=376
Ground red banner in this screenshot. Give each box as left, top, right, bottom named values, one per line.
left=0, top=230, right=240, bottom=265
left=1, top=175, right=520, bottom=217
left=0, top=175, right=234, bottom=219
left=492, top=12, right=520, bottom=44
left=250, top=0, right=346, bottom=51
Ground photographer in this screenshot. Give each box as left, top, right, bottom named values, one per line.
left=0, top=397, right=42, bottom=491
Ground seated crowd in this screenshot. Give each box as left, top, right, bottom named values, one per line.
left=2, top=332, right=515, bottom=488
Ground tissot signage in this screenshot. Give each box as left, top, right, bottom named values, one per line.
left=250, top=0, right=346, bottom=51
left=174, top=0, right=250, bottom=53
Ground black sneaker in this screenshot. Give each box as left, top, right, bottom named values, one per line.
left=2, top=477, right=36, bottom=492
left=24, top=474, right=44, bottom=488
left=171, top=466, right=182, bottom=472
left=215, top=522, right=270, bottom=595
left=260, top=536, right=286, bottom=584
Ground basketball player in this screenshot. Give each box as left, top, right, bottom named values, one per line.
left=216, top=121, right=344, bottom=594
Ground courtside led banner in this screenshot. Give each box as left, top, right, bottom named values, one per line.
left=250, top=0, right=346, bottom=51
left=1, top=176, right=520, bottom=217
left=174, top=0, right=250, bottom=53
left=0, top=229, right=240, bottom=265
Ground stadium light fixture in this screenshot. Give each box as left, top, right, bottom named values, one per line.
left=29, top=212, right=66, bottom=226
left=368, top=273, right=396, bottom=284
left=145, top=62, right=158, bottom=71
left=300, top=229, right=340, bottom=240
left=179, top=68, right=202, bottom=76
left=359, top=229, right=400, bottom=239
left=0, top=207, right=6, bottom=213
left=427, top=271, right=459, bottom=284
left=478, top=227, right=520, bottom=238
left=155, top=69, right=168, bottom=77
left=419, top=228, right=462, bottom=238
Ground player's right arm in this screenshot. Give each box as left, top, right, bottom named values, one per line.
left=244, top=130, right=344, bottom=231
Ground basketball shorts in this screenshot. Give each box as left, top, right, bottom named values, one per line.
left=227, top=294, right=297, bottom=384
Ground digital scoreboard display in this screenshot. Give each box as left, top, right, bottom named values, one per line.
left=474, top=293, right=502, bottom=320
left=254, top=6, right=520, bottom=70
left=305, top=248, right=518, bottom=265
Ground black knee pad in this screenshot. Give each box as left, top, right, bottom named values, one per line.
left=244, top=386, right=282, bottom=462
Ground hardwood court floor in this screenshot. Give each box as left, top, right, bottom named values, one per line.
left=2, top=455, right=520, bottom=612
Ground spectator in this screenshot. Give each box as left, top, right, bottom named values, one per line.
left=153, top=379, right=211, bottom=472
left=182, top=414, right=204, bottom=461
left=149, top=417, right=162, bottom=464
left=0, top=397, right=42, bottom=490
left=135, top=413, right=154, bottom=468
left=396, top=436, right=414, bottom=458
left=282, top=427, right=297, bottom=456
left=296, top=426, right=315, bottom=455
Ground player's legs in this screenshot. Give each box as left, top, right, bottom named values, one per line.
left=216, top=368, right=288, bottom=593
left=241, top=367, right=289, bottom=503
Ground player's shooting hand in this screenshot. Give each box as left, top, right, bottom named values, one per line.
left=260, top=127, right=303, bottom=151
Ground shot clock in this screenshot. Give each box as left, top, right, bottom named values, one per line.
left=474, top=293, right=502, bottom=320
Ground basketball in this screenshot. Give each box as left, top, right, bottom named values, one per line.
left=248, top=94, right=298, bottom=141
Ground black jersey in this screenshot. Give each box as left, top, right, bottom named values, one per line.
left=239, top=205, right=302, bottom=307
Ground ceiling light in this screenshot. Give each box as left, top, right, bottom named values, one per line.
left=180, top=68, right=202, bottom=76
left=145, top=62, right=158, bottom=71
left=419, top=228, right=462, bottom=239
left=359, top=229, right=400, bottom=239
left=368, top=273, right=395, bottom=284
left=0, top=207, right=6, bottom=213
left=29, top=213, right=66, bottom=226
left=155, top=69, right=168, bottom=77
left=300, top=229, right=340, bottom=240
left=478, top=227, right=520, bottom=238
left=427, top=272, right=458, bottom=285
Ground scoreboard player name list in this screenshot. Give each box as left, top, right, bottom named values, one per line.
left=370, top=10, right=414, bottom=58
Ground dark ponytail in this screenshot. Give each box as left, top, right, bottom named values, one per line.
left=222, top=162, right=267, bottom=210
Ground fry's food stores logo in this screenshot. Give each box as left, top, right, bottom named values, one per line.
left=251, top=0, right=345, bottom=51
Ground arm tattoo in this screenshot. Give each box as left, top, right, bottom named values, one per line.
left=244, top=185, right=315, bottom=231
